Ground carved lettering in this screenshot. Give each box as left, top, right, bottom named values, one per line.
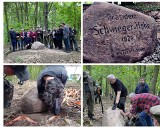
left=106, top=13, right=136, bottom=21
left=93, top=21, right=151, bottom=36
left=116, top=47, right=145, bottom=56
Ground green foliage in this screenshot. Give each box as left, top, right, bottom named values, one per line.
left=14, top=56, right=23, bottom=63
left=6, top=65, right=45, bottom=82
left=4, top=2, right=81, bottom=46
left=84, top=65, right=160, bottom=95
left=27, top=65, right=45, bottom=80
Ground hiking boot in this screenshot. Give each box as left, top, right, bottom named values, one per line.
left=18, top=81, right=24, bottom=85
left=88, top=114, right=95, bottom=120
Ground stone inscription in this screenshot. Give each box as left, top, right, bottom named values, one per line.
left=93, top=14, right=151, bottom=44
left=116, top=47, right=145, bottom=56
left=93, top=22, right=150, bottom=36
left=106, top=13, right=136, bottom=21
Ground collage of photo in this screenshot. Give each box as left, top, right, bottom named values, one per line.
left=3, top=1, right=160, bottom=127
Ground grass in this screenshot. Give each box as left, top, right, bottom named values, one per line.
left=14, top=56, right=23, bottom=63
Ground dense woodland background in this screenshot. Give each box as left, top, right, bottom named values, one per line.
left=83, top=65, right=160, bottom=96
left=4, top=2, right=81, bottom=46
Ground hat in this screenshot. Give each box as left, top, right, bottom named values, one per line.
left=150, top=105, right=160, bottom=124
left=11, top=66, right=30, bottom=81
left=129, top=92, right=136, bottom=98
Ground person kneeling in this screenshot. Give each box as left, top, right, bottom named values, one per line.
left=37, top=66, right=67, bottom=115
left=120, top=93, right=160, bottom=126
left=25, top=34, right=32, bottom=49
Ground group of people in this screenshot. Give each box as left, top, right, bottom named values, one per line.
left=4, top=65, right=68, bottom=115
left=9, top=23, right=78, bottom=53
left=83, top=72, right=160, bottom=126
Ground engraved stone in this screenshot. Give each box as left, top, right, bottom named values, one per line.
left=83, top=2, right=157, bottom=63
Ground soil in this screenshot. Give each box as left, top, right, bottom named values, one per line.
left=4, top=48, right=81, bottom=63
left=4, top=80, right=81, bottom=126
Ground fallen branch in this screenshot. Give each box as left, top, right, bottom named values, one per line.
left=4, top=115, right=38, bottom=126
left=62, top=88, right=81, bottom=108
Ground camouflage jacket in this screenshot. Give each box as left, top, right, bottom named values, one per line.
left=83, top=76, right=95, bottom=101
left=37, top=66, right=68, bottom=95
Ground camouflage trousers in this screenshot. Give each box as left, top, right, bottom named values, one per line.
left=83, top=92, right=94, bottom=117
left=4, top=79, right=14, bottom=108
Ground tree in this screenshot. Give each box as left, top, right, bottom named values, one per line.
left=151, top=65, right=159, bottom=94
left=34, top=2, right=38, bottom=30
left=4, top=3, right=9, bottom=43
left=44, top=2, right=48, bottom=31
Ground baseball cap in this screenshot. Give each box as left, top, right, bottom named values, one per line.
left=11, top=66, right=30, bottom=81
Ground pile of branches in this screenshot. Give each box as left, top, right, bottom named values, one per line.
left=62, top=88, right=81, bottom=108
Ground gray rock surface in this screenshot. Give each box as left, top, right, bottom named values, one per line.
left=31, top=42, right=45, bottom=50
left=21, top=87, right=48, bottom=114
left=102, top=107, right=126, bottom=126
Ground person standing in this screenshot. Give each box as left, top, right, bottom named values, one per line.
left=9, top=28, right=17, bottom=52
left=135, top=77, right=149, bottom=94
left=20, top=28, right=27, bottom=50
left=61, top=23, right=71, bottom=53
left=107, top=74, right=128, bottom=112
left=83, top=71, right=96, bottom=120
left=4, top=65, right=30, bottom=108
left=94, top=85, right=102, bottom=104
left=56, top=26, right=63, bottom=49
left=69, top=27, right=78, bottom=51
left=16, top=31, right=21, bottom=50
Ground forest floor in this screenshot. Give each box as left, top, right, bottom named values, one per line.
left=4, top=47, right=81, bottom=63
left=4, top=80, right=81, bottom=126
left=83, top=96, right=131, bottom=126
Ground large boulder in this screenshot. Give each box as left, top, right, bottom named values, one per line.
left=31, top=42, right=45, bottom=50
left=150, top=105, right=160, bottom=124
left=83, top=2, right=157, bottom=63
left=102, top=107, right=126, bottom=126
left=21, top=87, right=48, bottom=114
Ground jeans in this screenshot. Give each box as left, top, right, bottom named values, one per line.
left=17, top=40, right=21, bottom=49
left=11, top=39, right=16, bottom=51
left=70, top=37, right=78, bottom=50
left=138, top=111, right=154, bottom=126
left=63, top=37, right=70, bottom=51
left=21, top=39, right=25, bottom=49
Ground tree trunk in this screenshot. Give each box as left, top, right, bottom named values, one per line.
left=137, top=65, right=141, bottom=78
left=15, top=2, right=20, bottom=23
left=74, top=6, right=77, bottom=30
left=142, top=65, right=147, bottom=79
left=52, top=5, right=56, bottom=29
left=34, top=2, right=38, bottom=30
left=20, top=2, right=24, bottom=25
left=86, top=65, right=92, bottom=75
left=4, top=3, right=10, bottom=44
left=44, top=2, right=48, bottom=31
left=105, top=78, right=108, bottom=97
left=25, top=2, right=28, bottom=25
left=151, top=65, right=159, bottom=94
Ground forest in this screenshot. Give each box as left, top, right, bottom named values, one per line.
left=4, top=2, right=81, bottom=46
left=83, top=65, right=160, bottom=96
